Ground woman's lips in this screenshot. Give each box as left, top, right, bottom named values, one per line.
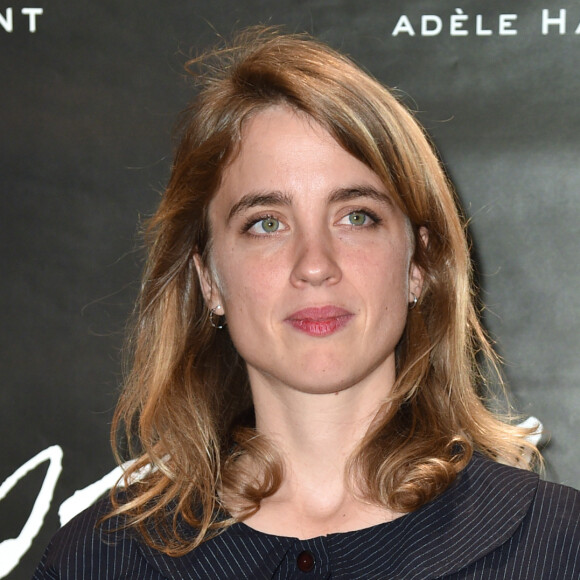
left=285, top=306, right=354, bottom=337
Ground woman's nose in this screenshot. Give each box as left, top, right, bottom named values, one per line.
left=289, top=231, right=342, bottom=287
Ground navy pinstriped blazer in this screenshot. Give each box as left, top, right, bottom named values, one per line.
left=35, top=453, right=580, bottom=579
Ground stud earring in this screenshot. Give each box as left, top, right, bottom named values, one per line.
left=409, top=293, right=418, bottom=310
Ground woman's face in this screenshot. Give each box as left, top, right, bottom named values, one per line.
left=196, top=106, right=423, bottom=397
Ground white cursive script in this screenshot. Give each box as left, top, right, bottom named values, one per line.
left=0, top=446, right=63, bottom=577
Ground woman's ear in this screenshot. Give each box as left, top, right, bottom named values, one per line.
left=409, top=226, right=428, bottom=301
left=193, top=254, right=224, bottom=312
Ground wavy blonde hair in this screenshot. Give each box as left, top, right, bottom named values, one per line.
left=107, top=27, right=539, bottom=555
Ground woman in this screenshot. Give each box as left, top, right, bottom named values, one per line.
left=35, top=28, right=579, bottom=579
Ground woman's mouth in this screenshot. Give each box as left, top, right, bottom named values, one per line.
left=285, top=306, right=354, bottom=337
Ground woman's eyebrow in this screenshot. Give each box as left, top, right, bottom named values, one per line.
left=226, top=185, right=391, bottom=224
left=328, top=185, right=393, bottom=207
left=227, top=191, right=292, bottom=223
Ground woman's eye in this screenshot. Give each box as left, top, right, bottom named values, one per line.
left=337, top=210, right=381, bottom=228
left=250, top=217, right=281, bottom=234
left=348, top=211, right=368, bottom=226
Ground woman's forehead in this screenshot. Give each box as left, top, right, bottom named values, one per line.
left=214, top=107, right=391, bottom=207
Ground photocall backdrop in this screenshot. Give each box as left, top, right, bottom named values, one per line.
left=1, top=1, right=579, bottom=577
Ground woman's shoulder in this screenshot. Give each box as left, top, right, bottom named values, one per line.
left=456, top=454, right=580, bottom=576
left=32, top=494, right=157, bottom=579
left=391, top=453, right=580, bottom=578
left=466, top=451, right=580, bottom=520
left=31, top=494, right=281, bottom=580
left=532, top=475, right=580, bottom=538
left=467, top=453, right=580, bottom=554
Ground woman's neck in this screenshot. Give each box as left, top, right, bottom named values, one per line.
left=238, top=371, right=399, bottom=538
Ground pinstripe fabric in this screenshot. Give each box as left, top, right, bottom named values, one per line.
left=34, top=453, right=579, bottom=579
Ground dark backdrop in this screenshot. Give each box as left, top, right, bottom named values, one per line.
left=1, top=1, right=579, bottom=578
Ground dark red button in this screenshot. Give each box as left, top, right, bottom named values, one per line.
left=297, top=550, right=315, bottom=572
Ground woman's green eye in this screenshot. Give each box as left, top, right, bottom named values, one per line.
left=260, top=217, right=280, bottom=233
left=348, top=212, right=367, bottom=226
